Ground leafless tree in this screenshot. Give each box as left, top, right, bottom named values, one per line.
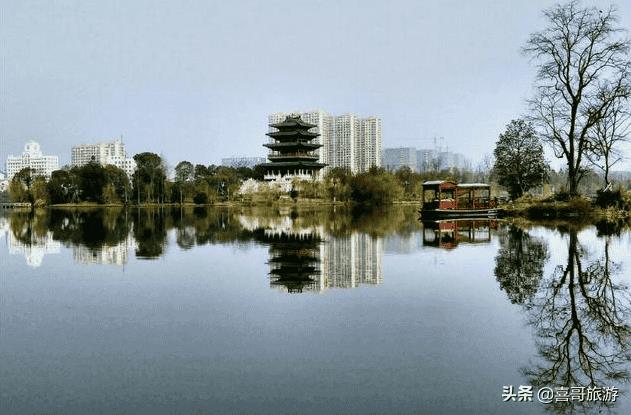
left=523, top=1, right=631, bottom=195
left=586, top=98, right=630, bottom=188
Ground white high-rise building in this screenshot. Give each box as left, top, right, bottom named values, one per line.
left=71, top=138, right=136, bottom=177
left=333, top=113, right=360, bottom=173
left=267, top=110, right=381, bottom=178
left=6, top=141, right=59, bottom=180
left=359, top=117, right=382, bottom=173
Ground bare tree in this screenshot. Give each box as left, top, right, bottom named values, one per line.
left=586, top=98, right=630, bottom=188
left=524, top=1, right=631, bottom=196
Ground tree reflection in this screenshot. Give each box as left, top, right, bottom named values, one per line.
left=132, top=208, right=167, bottom=258
left=494, top=226, right=548, bottom=304
left=523, top=230, right=631, bottom=414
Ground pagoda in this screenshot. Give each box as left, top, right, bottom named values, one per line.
left=262, top=115, right=326, bottom=180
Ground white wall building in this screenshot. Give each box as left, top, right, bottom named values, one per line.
left=267, top=110, right=381, bottom=178
left=6, top=141, right=59, bottom=180
left=71, top=139, right=136, bottom=177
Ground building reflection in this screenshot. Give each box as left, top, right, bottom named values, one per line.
left=265, top=231, right=322, bottom=293
left=72, top=239, right=132, bottom=266
left=241, top=214, right=383, bottom=293
left=422, top=219, right=498, bottom=249
left=0, top=215, right=61, bottom=268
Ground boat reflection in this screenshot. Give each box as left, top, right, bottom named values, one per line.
left=422, top=219, right=500, bottom=249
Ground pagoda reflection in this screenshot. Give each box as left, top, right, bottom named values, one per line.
left=422, top=219, right=499, bottom=249
left=264, top=231, right=322, bottom=293
left=241, top=214, right=383, bottom=293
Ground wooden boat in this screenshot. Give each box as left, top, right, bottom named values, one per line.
left=419, top=180, right=500, bottom=218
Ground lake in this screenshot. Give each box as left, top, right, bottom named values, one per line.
left=1, top=206, right=630, bottom=414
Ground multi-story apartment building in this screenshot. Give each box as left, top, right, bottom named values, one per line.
left=333, top=113, right=360, bottom=173
left=359, top=117, right=382, bottom=172
left=6, top=141, right=59, bottom=179
left=383, top=147, right=417, bottom=172
left=221, top=157, right=267, bottom=169
left=71, top=139, right=136, bottom=177
left=267, top=110, right=381, bottom=178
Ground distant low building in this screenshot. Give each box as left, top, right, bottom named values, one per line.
left=6, top=141, right=59, bottom=180
left=383, top=147, right=417, bottom=172
left=417, top=149, right=437, bottom=172
left=221, top=156, right=267, bottom=169
left=71, top=138, right=136, bottom=177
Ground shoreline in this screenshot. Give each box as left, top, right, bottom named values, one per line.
left=4, top=199, right=629, bottom=224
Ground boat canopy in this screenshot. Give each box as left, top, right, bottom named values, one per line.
left=456, top=183, right=490, bottom=188
left=422, top=180, right=457, bottom=190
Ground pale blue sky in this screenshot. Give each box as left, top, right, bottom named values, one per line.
left=1, top=0, right=630, bottom=170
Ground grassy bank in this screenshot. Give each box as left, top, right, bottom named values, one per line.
left=502, top=193, right=631, bottom=223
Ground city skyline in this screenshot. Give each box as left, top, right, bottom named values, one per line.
left=3, top=1, right=630, bottom=172
left=268, top=110, right=382, bottom=177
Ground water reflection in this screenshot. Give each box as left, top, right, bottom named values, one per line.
left=1, top=208, right=388, bottom=292
left=242, top=214, right=384, bottom=293
left=494, top=226, right=549, bottom=304
left=422, top=219, right=499, bottom=249
left=2, top=207, right=630, bottom=413
left=0, top=214, right=60, bottom=267
left=495, top=224, right=631, bottom=413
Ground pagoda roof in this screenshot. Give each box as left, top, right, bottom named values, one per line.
left=266, top=130, right=319, bottom=138
left=263, top=142, right=321, bottom=150
left=260, top=161, right=326, bottom=168
left=269, top=115, right=317, bottom=129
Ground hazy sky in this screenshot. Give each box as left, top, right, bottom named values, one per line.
left=2, top=0, right=630, bottom=170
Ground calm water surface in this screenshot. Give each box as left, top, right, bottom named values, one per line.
left=1, top=206, right=630, bottom=414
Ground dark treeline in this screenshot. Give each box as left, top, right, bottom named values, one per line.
left=6, top=152, right=265, bottom=206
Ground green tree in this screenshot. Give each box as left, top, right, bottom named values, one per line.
left=104, top=165, right=130, bottom=204
left=349, top=167, right=403, bottom=206
left=78, top=162, right=108, bottom=202
left=31, top=177, right=49, bottom=206
left=132, top=153, right=166, bottom=203
left=493, top=119, right=547, bottom=199
left=395, top=166, right=423, bottom=199
left=175, top=161, right=194, bottom=182
left=47, top=169, right=79, bottom=204
left=8, top=168, right=36, bottom=203
left=524, top=1, right=631, bottom=196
